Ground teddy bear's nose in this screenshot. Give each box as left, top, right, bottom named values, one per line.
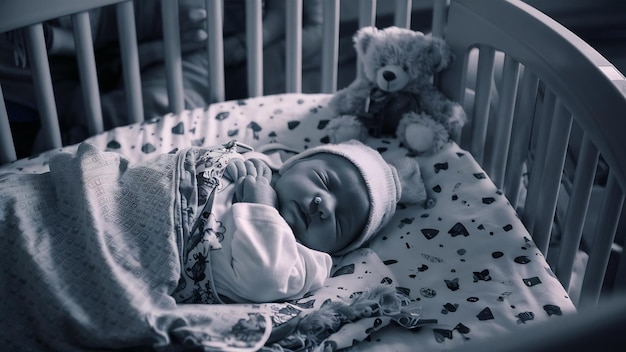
left=382, top=70, right=396, bottom=82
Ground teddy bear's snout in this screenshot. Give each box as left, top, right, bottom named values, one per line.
left=376, top=65, right=409, bottom=92
left=383, top=70, right=397, bottom=82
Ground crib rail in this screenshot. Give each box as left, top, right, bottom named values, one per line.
left=440, top=0, right=626, bottom=308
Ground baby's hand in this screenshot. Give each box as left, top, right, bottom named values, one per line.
left=228, top=159, right=277, bottom=207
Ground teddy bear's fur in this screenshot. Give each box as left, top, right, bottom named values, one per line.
left=327, top=26, right=466, bottom=156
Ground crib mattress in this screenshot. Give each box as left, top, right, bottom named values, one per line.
left=1, top=93, right=576, bottom=350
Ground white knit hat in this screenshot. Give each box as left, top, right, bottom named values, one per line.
left=279, top=140, right=403, bottom=255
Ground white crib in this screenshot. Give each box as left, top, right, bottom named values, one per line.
left=1, top=0, right=625, bottom=350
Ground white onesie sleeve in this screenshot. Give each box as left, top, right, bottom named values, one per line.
left=226, top=202, right=332, bottom=302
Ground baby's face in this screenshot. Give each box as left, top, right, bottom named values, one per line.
left=274, top=154, right=370, bottom=254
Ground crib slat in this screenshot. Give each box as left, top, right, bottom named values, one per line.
left=504, top=70, right=539, bottom=209
left=161, top=0, right=185, bottom=114
left=394, top=0, right=411, bottom=28
left=320, top=0, right=339, bottom=93
left=358, top=0, right=376, bottom=28
left=71, top=11, right=104, bottom=136
left=116, top=1, right=143, bottom=123
left=246, top=0, right=263, bottom=97
left=206, top=0, right=225, bottom=103
left=357, top=0, right=376, bottom=78
left=23, top=23, right=62, bottom=150
left=0, top=84, right=17, bottom=164
left=579, top=173, right=625, bottom=309
left=522, top=87, right=555, bottom=233
left=469, top=45, right=495, bottom=165
left=555, top=136, right=599, bottom=292
left=532, top=101, right=573, bottom=256
left=489, top=55, right=520, bottom=189
left=286, top=0, right=302, bottom=93
left=431, top=0, right=449, bottom=38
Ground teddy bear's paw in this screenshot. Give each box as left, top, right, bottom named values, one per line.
left=445, top=104, right=468, bottom=131
left=327, top=115, right=368, bottom=143
left=397, top=113, right=450, bottom=156
left=403, top=123, right=436, bottom=153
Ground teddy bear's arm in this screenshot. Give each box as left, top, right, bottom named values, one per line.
left=329, top=79, right=374, bottom=115
left=418, top=88, right=467, bottom=133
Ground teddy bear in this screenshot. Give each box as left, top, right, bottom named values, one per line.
left=327, top=26, right=467, bottom=156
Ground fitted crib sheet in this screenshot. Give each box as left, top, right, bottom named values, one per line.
left=2, top=93, right=576, bottom=350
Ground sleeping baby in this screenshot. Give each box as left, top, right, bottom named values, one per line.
left=173, top=140, right=421, bottom=304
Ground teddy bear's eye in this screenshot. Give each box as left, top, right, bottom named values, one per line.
left=403, top=64, right=409, bottom=71
left=380, top=60, right=387, bottom=67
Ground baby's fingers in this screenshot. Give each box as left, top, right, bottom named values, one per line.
left=258, top=160, right=273, bottom=180
left=244, top=160, right=258, bottom=178
left=225, top=159, right=246, bottom=181
left=247, top=158, right=272, bottom=180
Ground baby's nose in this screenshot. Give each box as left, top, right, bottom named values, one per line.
left=312, top=195, right=334, bottom=220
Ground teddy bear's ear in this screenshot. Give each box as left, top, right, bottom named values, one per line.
left=425, top=36, right=454, bottom=72
left=353, top=26, right=378, bottom=58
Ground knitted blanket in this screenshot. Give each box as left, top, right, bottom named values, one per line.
left=0, top=143, right=273, bottom=351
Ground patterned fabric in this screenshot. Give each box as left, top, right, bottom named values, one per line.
left=173, top=141, right=244, bottom=305
left=1, top=93, right=577, bottom=351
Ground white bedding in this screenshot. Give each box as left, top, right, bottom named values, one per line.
left=1, top=93, right=576, bottom=350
